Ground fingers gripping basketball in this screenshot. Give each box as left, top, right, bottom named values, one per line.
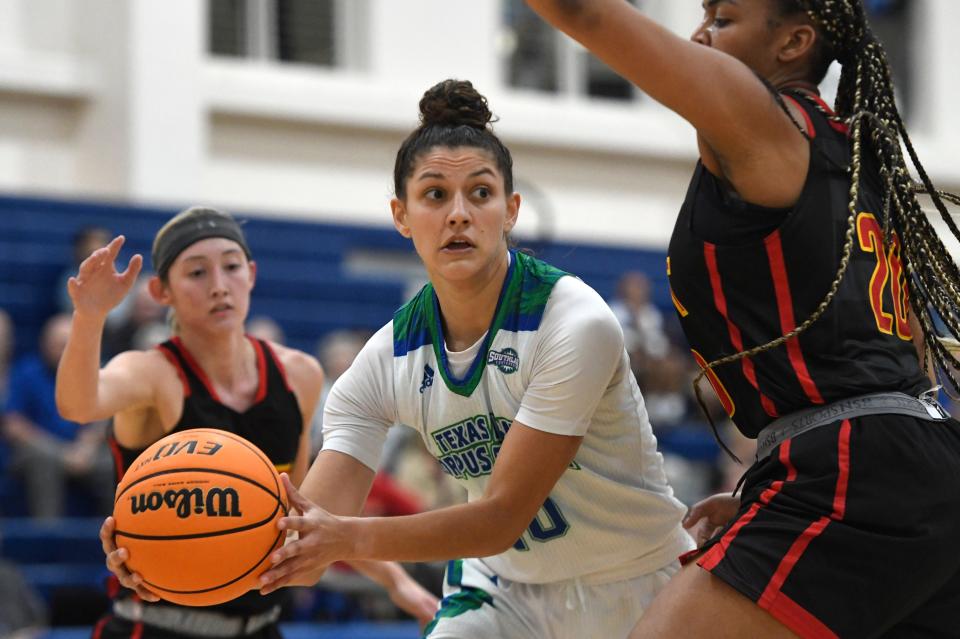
left=113, top=429, right=288, bottom=606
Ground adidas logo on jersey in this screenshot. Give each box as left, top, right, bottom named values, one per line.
left=487, top=348, right=519, bottom=374
left=419, top=364, right=434, bottom=394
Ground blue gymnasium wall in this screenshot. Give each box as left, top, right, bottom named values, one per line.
left=0, top=194, right=672, bottom=358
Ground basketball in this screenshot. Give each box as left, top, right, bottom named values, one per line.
left=112, top=428, right=288, bottom=606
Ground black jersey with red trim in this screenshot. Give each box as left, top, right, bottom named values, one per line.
left=107, top=335, right=302, bottom=615
left=667, top=90, right=929, bottom=438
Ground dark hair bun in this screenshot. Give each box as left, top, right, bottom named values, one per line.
left=419, top=79, right=493, bottom=129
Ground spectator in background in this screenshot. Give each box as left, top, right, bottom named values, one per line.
left=56, top=228, right=131, bottom=330
left=0, top=310, right=13, bottom=405
left=608, top=271, right=669, bottom=360
left=310, top=330, right=368, bottom=457
left=2, top=313, right=113, bottom=519
left=101, top=277, right=168, bottom=359
left=247, top=315, right=287, bottom=345
left=314, top=328, right=462, bottom=528
left=0, top=553, right=47, bottom=639
left=641, top=348, right=694, bottom=429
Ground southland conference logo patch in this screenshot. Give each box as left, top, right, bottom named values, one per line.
left=487, top=348, right=519, bottom=374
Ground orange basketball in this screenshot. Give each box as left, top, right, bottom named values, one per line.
left=113, top=428, right=288, bottom=606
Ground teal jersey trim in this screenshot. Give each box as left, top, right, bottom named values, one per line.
left=446, top=559, right=464, bottom=587
left=393, top=285, right=433, bottom=358
left=422, top=587, right=495, bottom=637
left=392, top=251, right=568, bottom=397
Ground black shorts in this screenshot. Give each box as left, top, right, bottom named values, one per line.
left=697, top=413, right=960, bottom=638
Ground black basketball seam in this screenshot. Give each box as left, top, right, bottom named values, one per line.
left=114, top=498, right=282, bottom=541
left=117, top=428, right=282, bottom=505
left=140, top=526, right=286, bottom=595
left=116, top=467, right=277, bottom=503
left=195, top=428, right=283, bottom=506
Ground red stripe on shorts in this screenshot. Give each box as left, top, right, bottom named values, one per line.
left=699, top=439, right=795, bottom=571
left=754, top=420, right=853, bottom=637
left=766, top=591, right=839, bottom=639
left=759, top=516, right=831, bottom=610
left=832, top=420, right=852, bottom=520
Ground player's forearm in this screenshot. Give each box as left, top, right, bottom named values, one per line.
left=524, top=0, right=601, bottom=27
left=298, top=449, right=376, bottom=516
left=56, top=311, right=109, bottom=423
left=348, top=559, right=408, bottom=590
left=344, top=498, right=526, bottom=563
left=2, top=413, right=46, bottom=444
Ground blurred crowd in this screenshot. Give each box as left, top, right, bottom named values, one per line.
left=2, top=228, right=949, bottom=633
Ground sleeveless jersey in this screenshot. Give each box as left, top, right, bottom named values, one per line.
left=107, top=335, right=302, bottom=615
left=668, top=90, right=929, bottom=438
left=322, top=251, right=692, bottom=584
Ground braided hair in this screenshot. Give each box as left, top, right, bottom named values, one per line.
left=694, top=0, right=960, bottom=459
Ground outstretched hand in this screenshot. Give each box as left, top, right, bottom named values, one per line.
left=259, top=474, right=354, bottom=595
left=683, top=493, right=741, bottom=547
left=100, top=516, right=160, bottom=602
left=68, top=235, right=143, bottom=319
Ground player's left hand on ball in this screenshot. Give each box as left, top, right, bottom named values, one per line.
left=259, top=473, right=352, bottom=594
left=101, top=516, right=161, bottom=602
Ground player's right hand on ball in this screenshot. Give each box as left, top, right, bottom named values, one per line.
left=101, top=516, right=160, bottom=602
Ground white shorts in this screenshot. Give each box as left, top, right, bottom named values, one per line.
left=423, top=557, right=679, bottom=639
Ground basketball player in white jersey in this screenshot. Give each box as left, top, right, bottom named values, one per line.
left=257, top=79, right=694, bottom=639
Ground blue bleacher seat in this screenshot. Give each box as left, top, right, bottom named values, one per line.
left=0, top=518, right=108, bottom=612
left=0, top=193, right=674, bottom=359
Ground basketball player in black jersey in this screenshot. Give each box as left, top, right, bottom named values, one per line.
left=524, top=1, right=960, bottom=637
left=55, top=208, right=438, bottom=638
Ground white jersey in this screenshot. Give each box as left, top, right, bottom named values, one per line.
left=323, top=251, right=692, bottom=584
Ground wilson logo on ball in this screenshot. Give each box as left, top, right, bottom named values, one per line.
left=129, top=487, right=243, bottom=518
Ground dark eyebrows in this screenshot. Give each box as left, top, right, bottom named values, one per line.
left=414, top=167, right=497, bottom=181
left=705, top=0, right=735, bottom=7
left=182, top=248, right=243, bottom=262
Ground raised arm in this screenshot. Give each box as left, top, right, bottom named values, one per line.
left=56, top=235, right=148, bottom=423
left=523, top=0, right=810, bottom=206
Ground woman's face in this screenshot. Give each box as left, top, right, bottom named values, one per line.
left=392, top=146, right=519, bottom=286
left=691, top=0, right=786, bottom=78
left=154, top=237, right=256, bottom=334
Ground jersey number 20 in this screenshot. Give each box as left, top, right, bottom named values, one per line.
left=857, top=212, right=911, bottom=341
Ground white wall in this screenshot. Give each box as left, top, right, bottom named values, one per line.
left=0, top=0, right=957, bottom=250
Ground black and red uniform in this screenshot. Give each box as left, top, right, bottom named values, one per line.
left=95, top=336, right=302, bottom=639
left=668, top=90, right=960, bottom=638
